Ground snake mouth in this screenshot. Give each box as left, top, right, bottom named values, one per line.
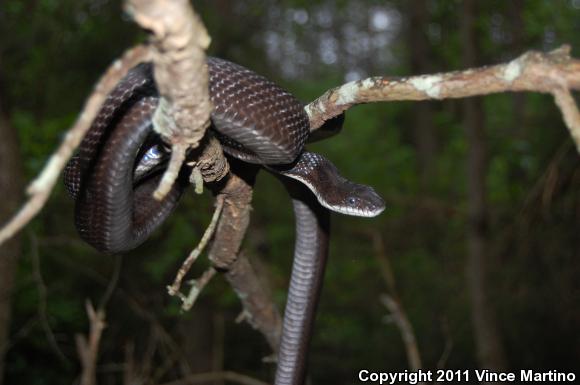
left=326, top=180, right=386, bottom=218
left=331, top=204, right=386, bottom=218
left=319, top=195, right=386, bottom=218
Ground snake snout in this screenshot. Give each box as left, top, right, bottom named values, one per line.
left=343, top=184, right=386, bottom=217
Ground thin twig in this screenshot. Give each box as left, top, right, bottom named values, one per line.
left=371, top=231, right=423, bottom=372
left=552, top=87, right=580, bottom=151
left=76, top=301, right=106, bottom=385
left=519, top=140, right=572, bottom=220
left=0, top=45, right=151, bottom=247
left=370, top=231, right=397, bottom=294
left=75, top=258, right=120, bottom=383
left=380, top=294, right=423, bottom=372
left=154, top=142, right=188, bottom=200
left=168, top=196, right=224, bottom=297
left=47, top=250, right=194, bottom=379
left=29, top=233, right=70, bottom=366
left=1, top=316, right=38, bottom=352
left=0, top=0, right=227, bottom=248
left=436, top=318, right=454, bottom=370
left=181, top=267, right=218, bottom=311
left=98, top=255, right=122, bottom=311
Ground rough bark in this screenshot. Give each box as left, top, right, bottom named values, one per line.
left=208, top=161, right=283, bottom=352
left=306, top=45, right=580, bottom=141
left=0, top=88, right=23, bottom=385
left=461, top=0, right=507, bottom=373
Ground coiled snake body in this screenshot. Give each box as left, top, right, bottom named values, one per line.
left=64, top=57, right=384, bottom=385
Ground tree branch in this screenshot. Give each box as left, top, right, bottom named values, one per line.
left=370, top=231, right=423, bottom=372
left=125, top=0, right=228, bottom=199
left=0, top=0, right=228, bottom=247
left=225, top=252, right=282, bottom=352
left=306, top=45, right=580, bottom=151
left=380, top=295, right=423, bottom=373
left=207, top=165, right=283, bottom=352
left=75, top=301, right=106, bottom=385
left=0, top=45, right=151, bottom=247
left=168, top=196, right=224, bottom=302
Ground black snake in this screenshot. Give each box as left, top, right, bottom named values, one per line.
left=64, top=57, right=385, bottom=385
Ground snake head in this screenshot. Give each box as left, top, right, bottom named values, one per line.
left=275, top=151, right=386, bottom=218
left=340, top=183, right=385, bottom=217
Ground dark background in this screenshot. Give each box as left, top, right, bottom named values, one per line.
left=0, top=1, right=579, bottom=384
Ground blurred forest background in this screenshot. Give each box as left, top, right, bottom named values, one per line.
left=1, top=1, right=579, bottom=384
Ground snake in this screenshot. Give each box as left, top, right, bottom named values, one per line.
left=64, top=57, right=385, bottom=385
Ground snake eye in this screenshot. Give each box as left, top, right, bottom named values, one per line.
left=347, top=197, right=357, bottom=205
left=144, top=146, right=162, bottom=161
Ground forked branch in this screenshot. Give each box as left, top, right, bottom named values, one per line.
left=125, top=0, right=228, bottom=198
left=76, top=301, right=106, bottom=385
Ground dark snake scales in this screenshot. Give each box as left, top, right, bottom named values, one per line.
left=64, top=57, right=384, bottom=385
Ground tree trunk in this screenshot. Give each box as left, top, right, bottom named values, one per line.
left=407, top=0, right=437, bottom=189
left=461, top=0, right=507, bottom=374
left=0, top=92, right=23, bottom=385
